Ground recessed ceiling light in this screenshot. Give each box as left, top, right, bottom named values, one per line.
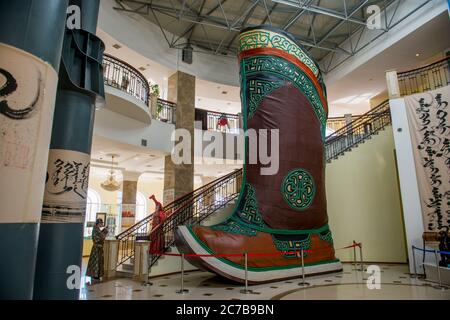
left=112, top=44, right=122, bottom=49
left=139, top=67, right=146, bottom=71
left=416, top=53, right=420, bottom=57
left=222, top=91, right=228, bottom=95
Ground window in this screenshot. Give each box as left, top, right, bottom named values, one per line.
left=84, top=188, right=101, bottom=237
left=136, top=192, right=148, bottom=222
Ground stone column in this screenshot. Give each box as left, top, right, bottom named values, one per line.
left=133, top=240, right=150, bottom=281
left=121, top=171, right=141, bottom=230
left=0, top=0, right=68, bottom=299
left=103, top=239, right=119, bottom=279
left=163, top=71, right=195, bottom=205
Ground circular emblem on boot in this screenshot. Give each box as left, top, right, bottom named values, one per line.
left=281, top=168, right=315, bottom=210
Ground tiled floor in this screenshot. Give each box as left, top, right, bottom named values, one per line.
left=80, top=263, right=450, bottom=300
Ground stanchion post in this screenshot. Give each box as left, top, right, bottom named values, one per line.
left=298, top=249, right=310, bottom=287
left=359, top=243, right=364, bottom=272
left=411, top=246, right=418, bottom=278
left=433, top=249, right=447, bottom=290
left=352, top=240, right=357, bottom=270
left=176, top=253, right=189, bottom=294
left=240, top=252, right=252, bottom=294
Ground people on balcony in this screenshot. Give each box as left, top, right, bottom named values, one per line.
left=86, top=218, right=109, bottom=284
left=149, top=195, right=166, bottom=255
left=216, top=113, right=230, bottom=132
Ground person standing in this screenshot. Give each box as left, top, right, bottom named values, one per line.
left=149, top=195, right=166, bottom=255
left=86, top=219, right=108, bottom=283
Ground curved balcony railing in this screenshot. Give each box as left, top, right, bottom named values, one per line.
left=103, top=54, right=150, bottom=106
left=398, top=56, right=450, bottom=96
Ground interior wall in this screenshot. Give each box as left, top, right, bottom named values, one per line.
left=326, top=125, right=408, bottom=263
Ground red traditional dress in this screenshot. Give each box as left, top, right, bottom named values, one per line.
left=149, top=195, right=166, bottom=254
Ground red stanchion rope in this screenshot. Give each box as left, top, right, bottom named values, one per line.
left=148, top=242, right=362, bottom=258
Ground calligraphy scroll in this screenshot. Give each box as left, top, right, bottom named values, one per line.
left=405, top=86, right=450, bottom=232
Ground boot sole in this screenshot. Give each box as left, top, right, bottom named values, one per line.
left=176, top=225, right=343, bottom=284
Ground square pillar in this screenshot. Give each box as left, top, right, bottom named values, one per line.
left=103, top=239, right=119, bottom=279
left=164, top=71, right=196, bottom=204
left=133, top=240, right=150, bottom=281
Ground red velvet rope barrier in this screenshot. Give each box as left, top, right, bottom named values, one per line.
left=148, top=242, right=362, bottom=258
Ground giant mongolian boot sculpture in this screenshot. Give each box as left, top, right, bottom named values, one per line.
left=175, top=26, right=342, bottom=283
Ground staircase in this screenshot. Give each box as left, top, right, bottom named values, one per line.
left=325, top=100, right=391, bottom=162
left=115, top=100, right=392, bottom=276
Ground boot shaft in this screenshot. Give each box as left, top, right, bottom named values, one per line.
left=237, top=26, right=329, bottom=230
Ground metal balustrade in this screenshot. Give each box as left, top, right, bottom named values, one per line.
left=325, top=100, right=391, bottom=162
left=195, top=108, right=241, bottom=134
left=116, top=169, right=242, bottom=267
left=156, top=98, right=176, bottom=124
left=103, top=54, right=150, bottom=106
left=398, top=56, right=450, bottom=96
left=112, top=57, right=450, bottom=274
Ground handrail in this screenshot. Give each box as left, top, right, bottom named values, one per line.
left=116, top=169, right=240, bottom=240
left=397, top=56, right=449, bottom=97
left=156, top=98, right=176, bottom=124
left=103, top=54, right=150, bottom=106
left=115, top=168, right=242, bottom=267
left=115, top=101, right=394, bottom=269
left=397, top=56, right=450, bottom=75
left=325, top=100, right=391, bottom=161
left=196, top=107, right=240, bottom=119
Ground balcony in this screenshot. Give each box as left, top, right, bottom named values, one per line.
left=102, top=54, right=176, bottom=125
left=398, top=56, right=450, bottom=96
left=195, top=108, right=241, bottom=134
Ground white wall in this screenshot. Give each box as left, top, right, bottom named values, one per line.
left=389, top=98, right=432, bottom=273
left=326, top=126, right=408, bottom=263
left=94, top=108, right=174, bottom=154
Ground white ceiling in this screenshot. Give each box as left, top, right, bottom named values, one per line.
left=90, top=135, right=242, bottom=182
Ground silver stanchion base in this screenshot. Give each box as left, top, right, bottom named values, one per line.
left=141, top=281, right=153, bottom=286
left=432, top=284, right=449, bottom=290
left=298, top=282, right=310, bottom=287
left=240, top=289, right=253, bottom=294
left=176, top=289, right=189, bottom=294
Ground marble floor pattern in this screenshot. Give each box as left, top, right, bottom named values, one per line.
left=80, top=263, right=450, bottom=300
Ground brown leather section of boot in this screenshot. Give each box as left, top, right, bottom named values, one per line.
left=192, top=225, right=336, bottom=268
left=246, top=82, right=328, bottom=230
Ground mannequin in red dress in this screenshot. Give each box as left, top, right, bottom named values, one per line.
left=149, top=195, right=166, bottom=254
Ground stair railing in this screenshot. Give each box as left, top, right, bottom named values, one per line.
left=325, top=100, right=391, bottom=162
left=116, top=101, right=394, bottom=268
left=115, top=169, right=242, bottom=267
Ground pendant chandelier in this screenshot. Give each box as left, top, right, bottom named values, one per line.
left=101, top=154, right=121, bottom=192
